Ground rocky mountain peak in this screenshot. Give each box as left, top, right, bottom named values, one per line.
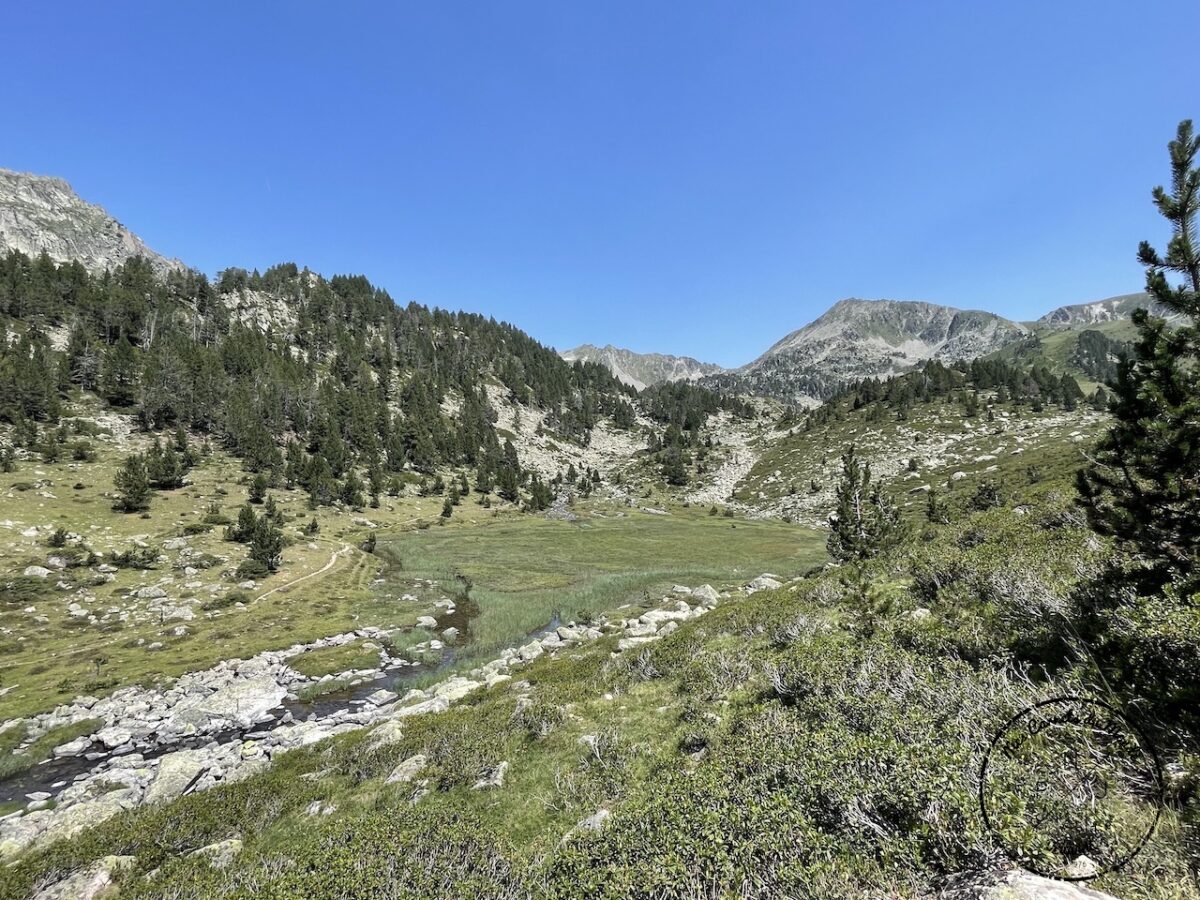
left=699, top=298, right=1029, bottom=403
left=0, top=167, right=186, bottom=278
left=560, top=343, right=725, bottom=391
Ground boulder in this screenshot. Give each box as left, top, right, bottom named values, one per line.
left=966, top=870, right=1120, bottom=900
left=365, top=689, right=398, bottom=707
left=171, top=676, right=286, bottom=730
left=556, top=625, right=585, bottom=642
left=746, top=574, right=782, bottom=593
left=274, top=721, right=332, bottom=748
left=145, top=749, right=212, bottom=804
left=52, top=736, right=93, bottom=758
left=23, top=566, right=51, bottom=579
left=692, top=584, right=720, bottom=605
left=386, top=753, right=429, bottom=784
left=188, top=837, right=243, bottom=869
left=624, top=621, right=658, bottom=638
left=31, top=854, right=135, bottom=900
left=517, top=642, right=544, bottom=662
left=95, top=726, right=133, bottom=750
left=415, top=615, right=438, bottom=629
left=640, top=608, right=689, bottom=625
left=392, top=697, right=450, bottom=718
left=433, top=677, right=483, bottom=702
left=368, top=720, right=406, bottom=747
left=33, top=790, right=136, bottom=849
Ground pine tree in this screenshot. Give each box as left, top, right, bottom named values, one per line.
left=146, top=439, right=186, bottom=489
left=112, top=453, right=153, bottom=512
left=826, top=445, right=904, bottom=562
left=497, top=463, right=520, bottom=504
left=263, top=494, right=284, bottom=525
left=100, top=335, right=139, bottom=407
left=340, top=471, right=365, bottom=508
left=661, top=446, right=688, bottom=486
left=225, top=503, right=258, bottom=543
left=248, top=516, right=284, bottom=572
left=925, top=488, right=949, bottom=525
left=1077, top=120, right=1200, bottom=593
left=248, top=473, right=268, bottom=504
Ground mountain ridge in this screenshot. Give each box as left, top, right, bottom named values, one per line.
left=0, top=166, right=1159, bottom=405
left=559, top=343, right=725, bottom=390
left=0, top=168, right=186, bottom=278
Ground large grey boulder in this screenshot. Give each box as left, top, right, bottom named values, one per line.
left=145, top=749, right=212, bottom=804
left=746, top=574, right=782, bottom=593
left=170, top=676, right=286, bottom=730
left=943, top=870, right=1121, bottom=900
left=386, top=754, right=429, bottom=784
left=392, top=697, right=450, bottom=718
left=52, top=736, right=93, bottom=758
left=31, top=854, right=135, bottom=900
left=432, top=677, right=483, bottom=702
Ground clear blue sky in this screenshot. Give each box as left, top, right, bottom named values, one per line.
left=3, top=2, right=1196, bottom=366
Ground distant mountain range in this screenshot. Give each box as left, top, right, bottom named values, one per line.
left=559, top=344, right=725, bottom=391
left=0, top=166, right=1157, bottom=404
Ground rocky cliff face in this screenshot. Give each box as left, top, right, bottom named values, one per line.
left=560, top=343, right=725, bottom=391
left=703, top=298, right=1028, bottom=402
left=0, top=168, right=185, bottom=278
left=1036, top=292, right=1174, bottom=327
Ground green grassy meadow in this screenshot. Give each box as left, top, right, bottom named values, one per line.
left=378, top=506, right=825, bottom=656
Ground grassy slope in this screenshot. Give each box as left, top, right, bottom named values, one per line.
left=991, top=319, right=1138, bottom=393
left=736, top=390, right=1106, bottom=524
left=0, top=492, right=1193, bottom=899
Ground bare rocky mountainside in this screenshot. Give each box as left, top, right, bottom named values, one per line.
left=0, top=169, right=185, bottom=279
left=701, top=298, right=1030, bottom=402
left=559, top=343, right=725, bottom=390
left=1036, top=291, right=1176, bottom=326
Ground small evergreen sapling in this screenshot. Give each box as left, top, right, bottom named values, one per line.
left=826, top=445, right=904, bottom=562
left=112, top=453, right=153, bottom=512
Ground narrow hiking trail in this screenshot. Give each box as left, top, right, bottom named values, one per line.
left=254, top=543, right=353, bottom=603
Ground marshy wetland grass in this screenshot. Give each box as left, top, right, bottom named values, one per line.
left=376, top=505, right=825, bottom=656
